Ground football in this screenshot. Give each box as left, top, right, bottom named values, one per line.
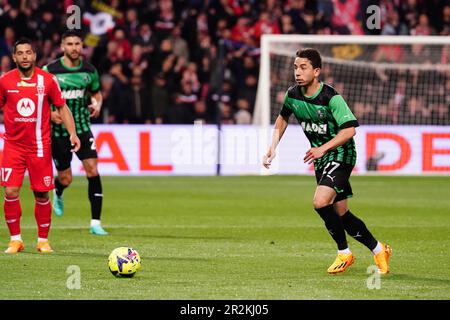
left=108, top=247, right=141, bottom=278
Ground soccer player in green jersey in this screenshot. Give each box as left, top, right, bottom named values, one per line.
left=43, top=30, right=107, bottom=235
left=263, top=48, right=392, bottom=274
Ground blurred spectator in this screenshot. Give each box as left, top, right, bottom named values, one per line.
left=252, top=11, right=281, bottom=43
left=37, top=7, right=59, bottom=40
left=125, top=67, right=152, bottom=124
left=111, top=27, right=132, bottom=61
left=101, top=74, right=126, bottom=124
left=151, top=72, right=170, bottom=124
left=170, top=24, right=189, bottom=62
left=330, top=0, right=365, bottom=35
left=381, top=11, right=409, bottom=36
left=1, top=55, right=12, bottom=75
left=134, top=23, right=158, bottom=56
left=171, top=81, right=198, bottom=124
left=411, top=14, right=435, bottom=36
left=0, top=27, right=15, bottom=57
left=439, top=6, right=450, bottom=35
left=193, top=100, right=210, bottom=124
left=153, top=0, right=177, bottom=41
left=235, top=98, right=252, bottom=124
left=125, top=8, right=140, bottom=39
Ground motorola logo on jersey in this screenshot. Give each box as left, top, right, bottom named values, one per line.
left=16, top=98, right=36, bottom=117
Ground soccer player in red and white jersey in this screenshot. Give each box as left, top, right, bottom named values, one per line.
left=0, top=38, right=81, bottom=254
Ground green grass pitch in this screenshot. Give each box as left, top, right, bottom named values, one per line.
left=0, top=176, right=449, bottom=300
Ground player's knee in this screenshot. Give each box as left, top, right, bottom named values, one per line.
left=34, top=191, right=49, bottom=201
left=85, top=166, right=98, bottom=178
left=313, top=197, right=333, bottom=210
left=4, top=187, right=20, bottom=198
left=59, top=174, right=72, bottom=186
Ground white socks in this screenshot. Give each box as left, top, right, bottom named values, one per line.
left=372, top=242, right=383, bottom=255
left=338, top=248, right=352, bottom=254
left=90, top=219, right=101, bottom=227
left=10, top=236, right=48, bottom=243
left=11, top=235, right=22, bottom=241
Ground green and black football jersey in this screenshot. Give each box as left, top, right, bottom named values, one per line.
left=43, top=57, right=100, bottom=137
left=280, top=82, right=359, bottom=170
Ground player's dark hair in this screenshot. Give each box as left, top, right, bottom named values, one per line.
left=296, top=48, right=322, bottom=69
left=61, top=29, right=83, bottom=42
left=12, top=38, right=35, bottom=54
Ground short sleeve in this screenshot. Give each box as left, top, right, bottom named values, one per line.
left=89, top=70, right=100, bottom=93
left=329, top=95, right=359, bottom=129
left=279, top=91, right=293, bottom=118
left=48, top=75, right=66, bottom=108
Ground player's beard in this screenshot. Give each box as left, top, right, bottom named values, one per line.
left=66, top=51, right=81, bottom=64
left=17, top=62, right=34, bottom=74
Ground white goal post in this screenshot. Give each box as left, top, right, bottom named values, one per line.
left=254, top=35, right=450, bottom=127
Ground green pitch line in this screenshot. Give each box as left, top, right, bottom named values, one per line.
left=0, top=176, right=449, bottom=300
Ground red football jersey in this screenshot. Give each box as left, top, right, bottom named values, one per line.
left=0, top=67, right=65, bottom=157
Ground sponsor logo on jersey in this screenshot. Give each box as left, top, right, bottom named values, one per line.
left=16, top=98, right=35, bottom=117
left=17, top=81, right=36, bottom=87
left=14, top=118, right=37, bottom=122
left=300, top=122, right=327, bottom=134
left=61, top=89, right=85, bottom=99
left=7, top=89, right=19, bottom=93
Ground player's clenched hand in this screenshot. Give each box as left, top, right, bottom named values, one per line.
left=88, top=98, right=101, bottom=118
left=304, top=147, right=326, bottom=164
left=263, top=149, right=276, bottom=169
left=70, top=134, right=81, bottom=153
left=51, top=111, right=63, bottom=124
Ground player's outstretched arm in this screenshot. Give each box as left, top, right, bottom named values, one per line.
left=263, top=115, right=289, bottom=169
left=304, top=127, right=356, bottom=164
left=57, top=104, right=81, bottom=152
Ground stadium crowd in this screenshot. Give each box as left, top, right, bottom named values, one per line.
left=0, top=0, right=449, bottom=125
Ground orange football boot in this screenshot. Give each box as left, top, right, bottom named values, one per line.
left=374, top=243, right=392, bottom=274
left=327, top=253, right=355, bottom=274
left=5, top=240, right=24, bottom=254
left=36, top=241, right=54, bottom=253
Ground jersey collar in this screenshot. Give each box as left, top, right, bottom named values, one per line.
left=301, top=81, right=323, bottom=100
left=60, top=56, right=83, bottom=71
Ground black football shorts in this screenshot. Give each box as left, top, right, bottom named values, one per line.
left=52, top=131, right=98, bottom=171
left=315, top=161, right=354, bottom=203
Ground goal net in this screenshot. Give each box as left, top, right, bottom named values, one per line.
left=254, top=35, right=450, bottom=127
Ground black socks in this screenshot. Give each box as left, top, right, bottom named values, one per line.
left=315, top=205, right=348, bottom=250
left=341, top=210, right=378, bottom=251
left=54, top=177, right=67, bottom=197
left=88, top=175, right=103, bottom=220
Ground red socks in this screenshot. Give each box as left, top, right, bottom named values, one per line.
left=35, top=198, right=52, bottom=239
left=4, top=196, right=22, bottom=237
